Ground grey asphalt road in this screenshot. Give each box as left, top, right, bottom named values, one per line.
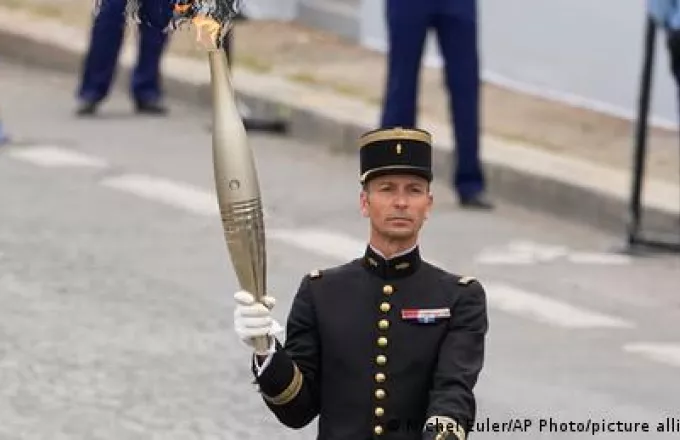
left=1, top=59, right=680, bottom=440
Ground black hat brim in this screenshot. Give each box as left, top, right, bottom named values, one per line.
left=361, top=166, right=433, bottom=184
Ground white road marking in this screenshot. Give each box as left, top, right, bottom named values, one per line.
left=268, top=228, right=365, bottom=261
left=101, top=174, right=219, bottom=216
left=7, top=145, right=108, bottom=168
left=475, top=240, right=567, bottom=265
left=476, top=240, right=631, bottom=266
left=475, top=252, right=540, bottom=265
left=267, top=228, right=634, bottom=329
left=483, top=282, right=634, bottom=329
left=100, top=174, right=271, bottom=219
left=623, top=343, right=680, bottom=368
left=508, top=241, right=569, bottom=261
left=567, top=252, right=632, bottom=265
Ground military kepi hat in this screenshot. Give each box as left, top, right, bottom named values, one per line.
left=359, top=127, right=433, bottom=184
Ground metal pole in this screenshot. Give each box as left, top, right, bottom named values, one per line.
left=624, top=15, right=680, bottom=254
left=627, top=15, right=657, bottom=247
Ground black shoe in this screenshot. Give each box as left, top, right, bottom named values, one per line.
left=75, top=100, right=99, bottom=116
left=459, top=194, right=494, bottom=210
left=134, top=100, right=168, bottom=115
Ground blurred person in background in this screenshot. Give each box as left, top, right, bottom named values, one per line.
left=0, top=119, right=8, bottom=145
left=649, top=0, right=680, bottom=128
left=0, top=108, right=8, bottom=145
left=379, top=0, right=493, bottom=210
left=75, top=0, right=172, bottom=116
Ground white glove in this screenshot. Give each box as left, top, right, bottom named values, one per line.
left=233, top=290, right=282, bottom=355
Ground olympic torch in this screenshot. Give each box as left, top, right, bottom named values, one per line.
left=194, top=4, right=269, bottom=354
left=105, top=0, right=270, bottom=352
left=208, top=47, right=269, bottom=354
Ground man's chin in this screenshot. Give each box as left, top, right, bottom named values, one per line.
left=383, top=228, right=416, bottom=240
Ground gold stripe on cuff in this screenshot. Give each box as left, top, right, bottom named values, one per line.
left=426, top=416, right=467, bottom=440
left=263, top=363, right=303, bottom=406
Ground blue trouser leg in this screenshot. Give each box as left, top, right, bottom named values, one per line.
left=77, top=0, right=126, bottom=102
left=380, top=0, right=430, bottom=128
left=668, top=34, right=680, bottom=130
left=0, top=120, right=7, bottom=144
left=433, top=13, right=485, bottom=198
left=132, top=0, right=171, bottom=102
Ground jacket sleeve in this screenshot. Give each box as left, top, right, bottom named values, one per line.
left=251, top=274, right=321, bottom=429
left=423, top=277, right=488, bottom=440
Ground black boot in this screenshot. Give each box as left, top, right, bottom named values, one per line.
left=134, top=100, right=168, bottom=115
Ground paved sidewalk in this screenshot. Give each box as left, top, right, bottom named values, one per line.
left=6, top=0, right=677, bottom=185
left=0, top=0, right=678, bottom=235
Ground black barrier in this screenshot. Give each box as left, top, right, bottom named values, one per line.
left=219, top=14, right=288, bottom=134
left=627, top=15, right=680, bottom=253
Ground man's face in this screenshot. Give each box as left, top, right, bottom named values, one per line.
left=360, top=174, right=433, bottom=241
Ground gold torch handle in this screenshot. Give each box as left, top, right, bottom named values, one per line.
left=207, top=49, right=270, bottom=354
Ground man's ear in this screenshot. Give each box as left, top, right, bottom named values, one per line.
left=360, top=189, right=370, bottom=218
left=425, top=191, right=434, bottom=219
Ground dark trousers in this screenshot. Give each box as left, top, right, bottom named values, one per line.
left=668, top=31, right=680, bottom=115
left=77, top=0, right=171, bottom=103
left=380, top=0, right=483, bottom=199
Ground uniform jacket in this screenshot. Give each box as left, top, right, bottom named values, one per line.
left=252, top=245, right=488, bottom=440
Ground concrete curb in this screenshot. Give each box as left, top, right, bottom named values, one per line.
left=0, top=7, right=678, bottom=239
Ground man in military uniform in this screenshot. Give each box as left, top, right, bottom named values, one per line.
left=233, top=127, right=489, bottom=440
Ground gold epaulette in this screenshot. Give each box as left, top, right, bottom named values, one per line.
left=458, top=276, right=476, bottom=286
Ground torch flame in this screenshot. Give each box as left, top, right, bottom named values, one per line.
left=192, top=15, right=222, bottom=50
left=97, top=1, right=238, bottom=50
left=172, top=1, right=223, bottom=50
left=173, top=3, right=192, bottom=14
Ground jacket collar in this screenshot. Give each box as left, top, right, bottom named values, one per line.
left=361, top=244, right=422, bottom=279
